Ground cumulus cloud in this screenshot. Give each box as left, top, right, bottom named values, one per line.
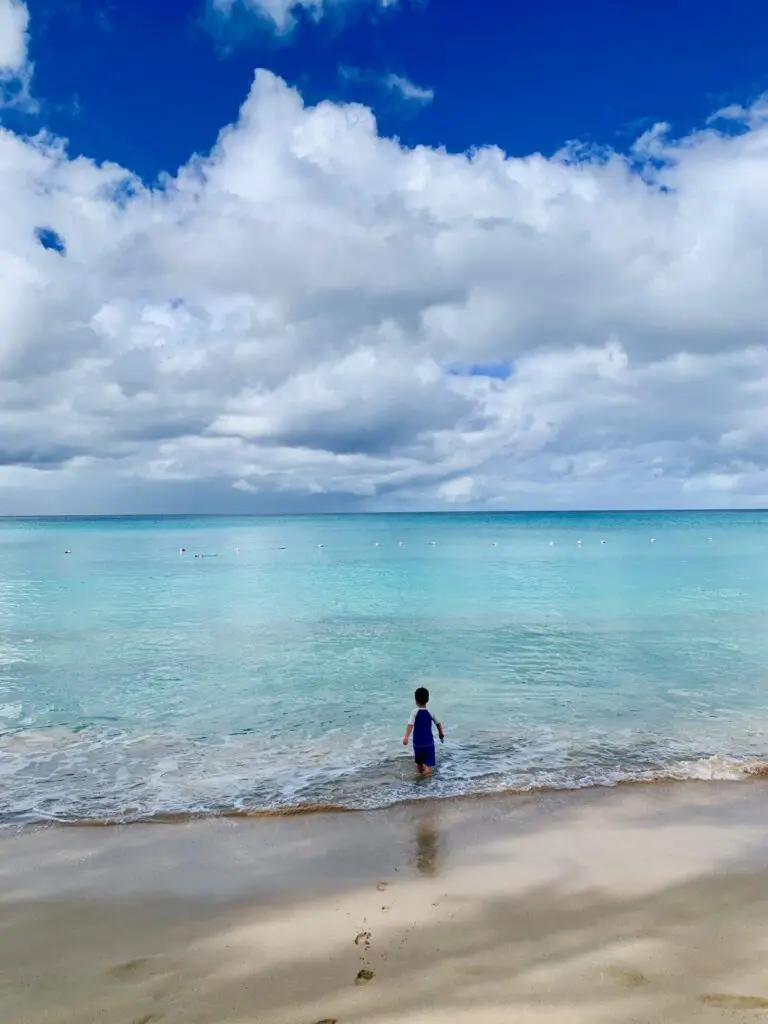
left=1, top=57, right=768, bottom=512
left=0, top=0, right=33, bottom=106
left=0, top=0, right=27, bottom=71
left=212, top=0, right=399, bottom=33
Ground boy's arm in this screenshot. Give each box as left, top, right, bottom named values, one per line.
left=403, top=709, right=416, bottom=745
left=433, top=714, right=445, bottom=741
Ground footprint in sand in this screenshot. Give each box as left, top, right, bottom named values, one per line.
left=110, top=957, right=175, bottom=983
left=355, top=969, right=375, bottom=985
left=462, top=964, right=491, bottom=977
left=312, top=1019, right=338, bottom=1024
left=131, top=1016, right=163, bottom=1024
left=603, top=967, right=650, bottom=988
left=376, top=881, right=389, bottom=892
left=354, top=930, right=372, bottom=947
left=699, top=994, right=768, bottom=1010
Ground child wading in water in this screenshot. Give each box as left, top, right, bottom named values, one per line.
left=402, top=686, right=444, bottom=776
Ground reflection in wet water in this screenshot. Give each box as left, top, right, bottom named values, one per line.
left=413, top=811, right=441, bottom=876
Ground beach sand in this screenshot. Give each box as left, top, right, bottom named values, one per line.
left=3, top=781, right=768, bottom=1023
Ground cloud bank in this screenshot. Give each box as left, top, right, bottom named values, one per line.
left=1, top=20, right=768, bottom=511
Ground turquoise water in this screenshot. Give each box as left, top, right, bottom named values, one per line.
left=2, top=511, right=768, bottom=826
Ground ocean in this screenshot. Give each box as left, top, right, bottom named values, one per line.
left=1, top=510, right=768, bottom=827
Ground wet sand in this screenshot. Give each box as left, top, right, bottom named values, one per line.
left=3, top=781, right=768, bottom=1023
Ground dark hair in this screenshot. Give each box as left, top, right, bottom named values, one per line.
left=414, top=686, right=430, bottom=706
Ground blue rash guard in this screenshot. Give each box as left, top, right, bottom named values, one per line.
left=409, top=707, right=439, bottom=767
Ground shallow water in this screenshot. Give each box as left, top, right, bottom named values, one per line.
left=2, top=511, right=768, bottom=825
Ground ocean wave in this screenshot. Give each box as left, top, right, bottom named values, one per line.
left=3, top=744, right=768, bottom=829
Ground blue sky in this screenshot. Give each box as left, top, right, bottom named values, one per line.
left=12, top=0, right=768, bottom=181
left=1, top=0, right=768, bottom=513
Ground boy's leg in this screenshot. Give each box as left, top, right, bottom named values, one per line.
left=415, top=744, right=436, bottom=777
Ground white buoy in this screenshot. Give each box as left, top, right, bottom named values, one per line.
left=549, top=541, right=554, bottom=546
left=600, top=540, right=606, bottom=545
left=374, top=541, right=381, bottom=547
left=650, top=538, right=656, bottom=543
left=429, top=540, right=436, bottom=546
left=491, top=541, right=497, bottom=547
left=318, top=543, right=325, bottom=548
left=398, top=540, right=404, bottom=547
left=576, top=540, right=583, bottom=546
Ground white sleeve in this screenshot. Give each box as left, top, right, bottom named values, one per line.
left=408, top=709, right=417, bottom=726
left=431, top=711, right=440, bottom=725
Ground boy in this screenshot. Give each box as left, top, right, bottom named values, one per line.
left=402, top=687, right=444, bottom=776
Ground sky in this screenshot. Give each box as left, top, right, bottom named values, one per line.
left=1, top=0, right=768, bottom=514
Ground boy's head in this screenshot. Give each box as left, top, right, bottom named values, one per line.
left=414, top=686, right=430, bottom=707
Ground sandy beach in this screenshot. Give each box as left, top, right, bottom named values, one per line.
left=3, top=781, right=768, bottom=1024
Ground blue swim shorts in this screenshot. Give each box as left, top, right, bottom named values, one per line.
left=413, top=744, right=436, bottom=768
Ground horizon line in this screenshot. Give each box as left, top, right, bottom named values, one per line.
left=0, top=508, right=766, bottom=520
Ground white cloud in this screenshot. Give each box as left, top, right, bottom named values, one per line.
left=383, top=73, right=434, bottom=105
left=0, top=0, right=33, bottom=107
left=212, top=0, right=398, bottom=33
left=0, top=0, right=27, bottom=71
left=339, top=65, right=433, bottom=106
left=2, top=62, right=768, bottom=511
left=708, top=98, right=768, bottom=128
